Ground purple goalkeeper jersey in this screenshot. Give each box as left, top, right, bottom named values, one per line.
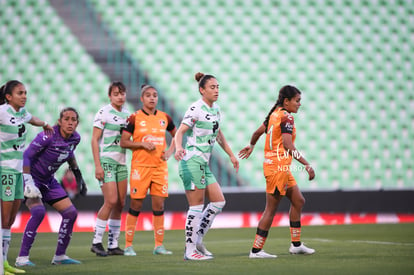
left=23, top=125, right=81, bottom=182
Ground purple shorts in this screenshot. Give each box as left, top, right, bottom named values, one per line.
left=35, top=177, right=68, bottom=204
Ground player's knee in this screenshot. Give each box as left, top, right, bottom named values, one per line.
left=211, top=200, right=226, bottom=213
left=294, top=196, right=305, bottom=209
left=61, top=205, right=78, bottom=222
left=30, top=204, right=46, bottom=220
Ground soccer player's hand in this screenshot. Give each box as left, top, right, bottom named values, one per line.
left=305, top=165, right=315, bottom=181
left=230, top=155, right=239, bottom=173
left=238, top=145, right=254, bottom=159
left=79, top=178, right=88, bottom=196
left=23, top=173, right=42, bottom=198
left=95, top=165, right=105, bottom=182
left=175, top=148, right=186, bottom=161
left=72, top=167, right=88, bottom=196
left=142, top=142, right=156, bottom=151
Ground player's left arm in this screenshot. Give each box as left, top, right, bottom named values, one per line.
left=217, top=129, right=239, bottom=172
left=163, top=127, right=177, bottom=161
left=282, top=134, right=315, bottom=181
left=67, top=157, right=87, bottom=196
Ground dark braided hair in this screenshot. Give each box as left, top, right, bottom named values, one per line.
left=263, top=85, right=301, bottom=133
left=0, top=80, right=23, bottom=105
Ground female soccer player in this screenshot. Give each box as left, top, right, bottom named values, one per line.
left=239, top=85, right=316, bottom=258
left=90, top=82, right=130, bottom=257
left=15, top=107, right=87, bottom=267
left=174, top=72, right=239, bottom=260
left=120, top=84, right=176, bottom=256
left=0, top=80, right=53, bottom=274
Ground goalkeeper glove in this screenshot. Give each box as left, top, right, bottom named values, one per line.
left=71, top=167, right=87, bottom=196
left=23, top=173, right=42, bottom=198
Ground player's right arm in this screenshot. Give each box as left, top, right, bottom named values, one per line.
left=174, top=123, right=190, bottom=161
left=91, top=126, right=104, bottom=181
left=119, top=113, right=155, bottom=151
left=238, top=124, right=266, bottom=159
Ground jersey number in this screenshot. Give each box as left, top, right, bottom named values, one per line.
left=267, top=125, right=274, bottom=150
left=1, top=175, right=14, bottom=185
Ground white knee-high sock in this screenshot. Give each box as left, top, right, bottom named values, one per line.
left=108, top=219, right=121, bottom=249
left=2, top=229, right=11, bottom=262
left=185, top=204, right=204, bottom=252
left=92, top=218, right=107, bottom=245
left=196, top=201, right=226, bottom=244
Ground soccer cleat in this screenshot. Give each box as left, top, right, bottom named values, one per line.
left=249, top=250, right=277, bottom=259
left=51, top=255, right=81, bottom=265
left=289, top=243, right=315, bottom=255
left=5, top=271, right=14, bottom=275
left=4, top=260, right=26, bottom=273
left=153, top=245, right=173, bottom=255
left=184, top=249, right=213, bottom=261
left=107, top=247, right=124, bottom=255
left=91, top=243, right=108, bottom=256
left=124, top=246, right=137, bottom=256
left=15, top=256, right=35, bottom=267
left=196, top=242, right=213, bottom=256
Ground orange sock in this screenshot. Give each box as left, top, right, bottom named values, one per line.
left=125, top=211, right=139, bottom=248
left=252, top=228, right=268, bottom=252
left=153, top=212, right=164, bottom=247
left=290, top=221, right=301, bottom=244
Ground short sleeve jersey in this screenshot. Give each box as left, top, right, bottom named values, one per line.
left=93, top=104, right=130, bottom=165
left=0, top=104, right=32, bottom=173
left=181, top=99, right=220, bottom=163
left=124, top=109, right=175, bottom=167
left=264, top=107, right=296, bottom=163
left=24, top=125, right=81, bottom=182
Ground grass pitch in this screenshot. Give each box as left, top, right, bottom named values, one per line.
left=8, top=223, right=414, bottom=274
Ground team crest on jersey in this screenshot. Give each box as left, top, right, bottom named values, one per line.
left=159, top=119, right=166, bottom=126
left=4, top=186, right=12, bottom=197
left=140, top=121, right=146, bottom=127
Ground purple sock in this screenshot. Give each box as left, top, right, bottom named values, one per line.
left=55, top=205, right=78, bottom=256
left=19, top=205, right=46, bottom=257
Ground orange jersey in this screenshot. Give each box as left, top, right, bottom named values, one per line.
left=124, top=109, right=175, bottom=167
left=264, top=107, right=296, bottom=166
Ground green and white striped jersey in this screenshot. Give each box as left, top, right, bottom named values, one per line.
left=181, top=99, right=221, bottom=163
left=93, top=104, right=130, bottom=165
left=0, top=104, right=32, bottom=173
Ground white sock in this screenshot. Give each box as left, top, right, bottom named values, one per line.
left=185, top=204, right=204, bottom=253
left=196, top=201, right=225, bottom=244
left=92, top=218, right=107, bottom=244
left=2, top=229, right=11, bottom=262
left=108, top=219, right=121, bottom=249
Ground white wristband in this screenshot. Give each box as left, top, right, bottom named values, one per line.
left=43, top=121, right=48, bottom=127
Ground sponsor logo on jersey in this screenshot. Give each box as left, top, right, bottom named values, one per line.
left=142, top=135, right=164, bottom=145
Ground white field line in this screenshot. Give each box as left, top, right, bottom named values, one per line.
left=308, top=238, right=414, bottom=246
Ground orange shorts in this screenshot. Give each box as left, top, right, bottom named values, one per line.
left=129, top=163, right=169, bottom=199
left=263, top=159, right=297, bottom=196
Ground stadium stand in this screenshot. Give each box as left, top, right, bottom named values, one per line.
left=1, top=0, right=413, bottom=191
left=88, top=0, right=414, bottom=190
left=0, top=0, right=133, bottom=193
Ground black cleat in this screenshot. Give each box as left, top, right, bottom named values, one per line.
left=91, top=243, right=108, bottom=257
left=107, top=247, right=124, bottom=255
